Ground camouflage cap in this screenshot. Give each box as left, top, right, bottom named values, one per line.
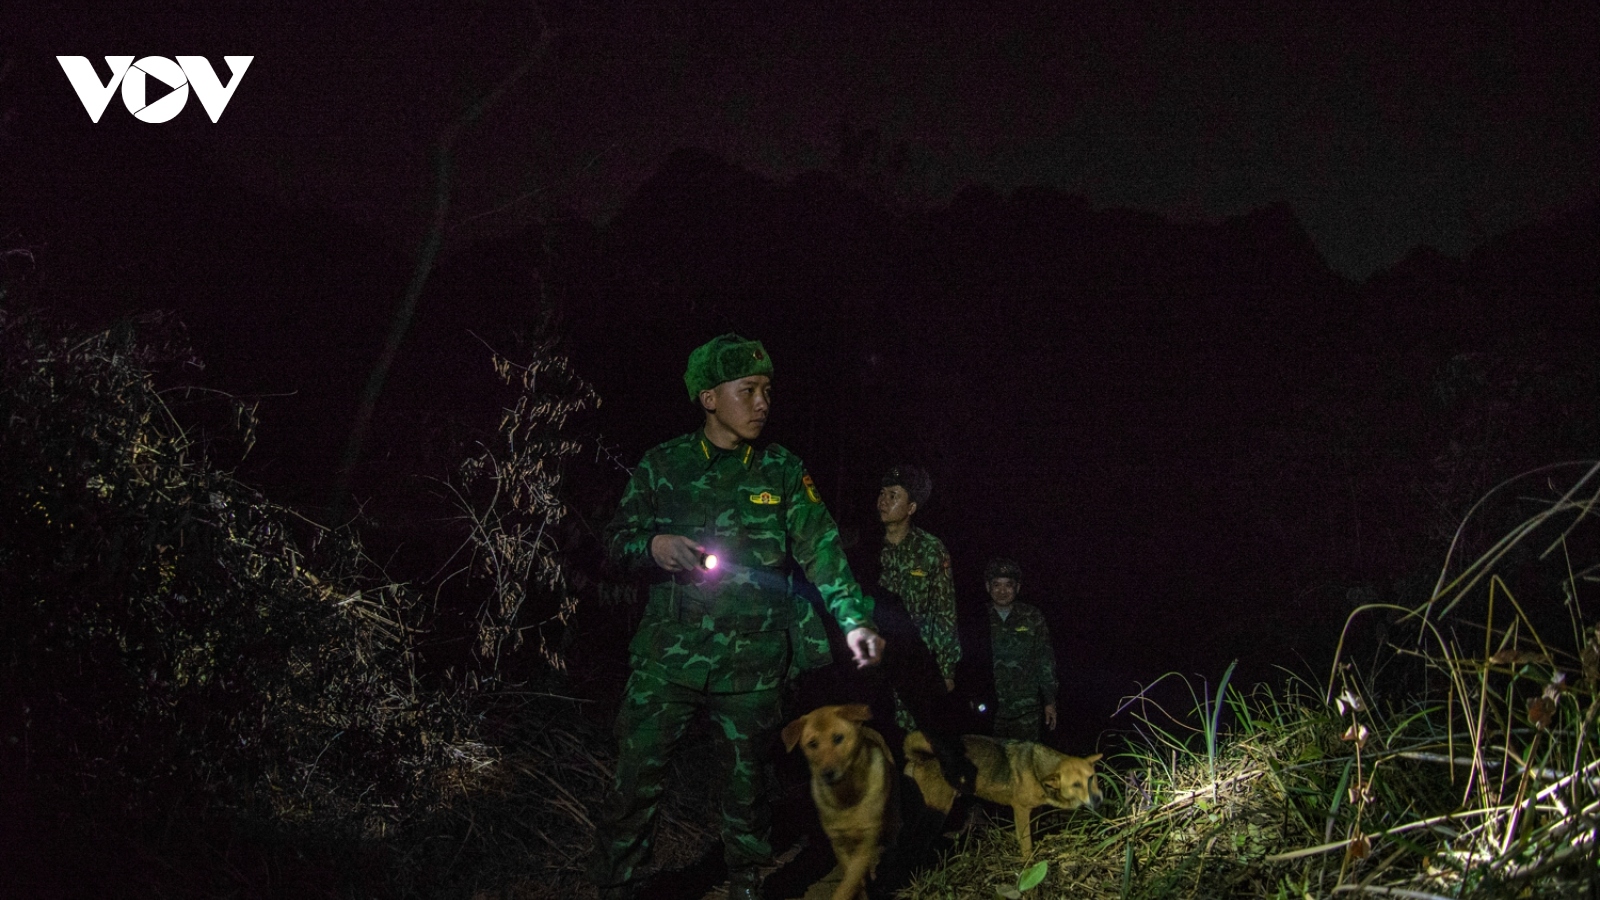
left=984, top=557, right=1022, bottom=583
left=881, top=463, right=932, bottom=508
left=684, top=333, right=774, bottom=401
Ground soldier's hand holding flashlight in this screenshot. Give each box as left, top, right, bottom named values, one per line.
left=845, top=627, right=886, bottom=669
left=650, top=534, right=709, bottom=573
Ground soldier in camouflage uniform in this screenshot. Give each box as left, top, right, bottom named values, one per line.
left=877, top=463, right=960, bottom=729
left=589, top=333, right=885, bottom=900
left=984, top=558, right=1058, bottom=741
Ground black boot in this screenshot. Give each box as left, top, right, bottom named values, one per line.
left=727, top=866, right=763, bottom=900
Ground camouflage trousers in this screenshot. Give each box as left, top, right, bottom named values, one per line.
left=589, top=668, right=784, bottom=889
left=993, top=701, right=1043, bottom=742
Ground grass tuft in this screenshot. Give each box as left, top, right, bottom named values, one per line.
left=901, top=462, right=1598, bottom=898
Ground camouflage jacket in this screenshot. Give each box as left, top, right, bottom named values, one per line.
left=988, top=601, right=1057, bottom=709
left=606, top=430, right=875, bottom=693
left=879, top=526, right=961, bottom=681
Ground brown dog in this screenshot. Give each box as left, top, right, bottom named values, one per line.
left=904, top=730, right=1102, bottom=856
left=782, top=705, right=900, bottom=900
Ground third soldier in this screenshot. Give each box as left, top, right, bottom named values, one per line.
left=984, top=557, right=1057, bottom=741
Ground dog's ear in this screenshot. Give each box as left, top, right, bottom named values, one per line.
left=1085, top=753, right=1103, bottom=765
left=839, top=704, right=873, bottom=723
left=781, top=716, right=809, bottom=752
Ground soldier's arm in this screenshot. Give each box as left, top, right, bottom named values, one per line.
left=604, top=455, right=664, bottom=576
left=783, top=463, right=874, bottom=633
left=927, top=540, right=962, bottom=681
left=1037, top=613, right=1059, bottom=706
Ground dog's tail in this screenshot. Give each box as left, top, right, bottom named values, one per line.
left=903, top=730, right=937, bottom=763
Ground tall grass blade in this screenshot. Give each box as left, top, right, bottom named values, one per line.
left=1208, top=659, right=1238, bottom=785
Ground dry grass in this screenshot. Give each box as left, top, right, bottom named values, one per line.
left=900, top=463, right=1599, bottom=899
left=388, top=687, right=728, bottom=900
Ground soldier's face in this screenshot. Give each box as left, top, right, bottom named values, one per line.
left=702, top=374, right=772, bottom=444
left=877, top=485, right=917, bottom=525
left=988, top=577, right=1018, bottom=608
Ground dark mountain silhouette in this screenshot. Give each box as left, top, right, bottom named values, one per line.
left=1360, top=200, right=1599, bottom=348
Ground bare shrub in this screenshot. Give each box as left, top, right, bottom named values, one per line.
left=0, top=303, right=491, bottom=832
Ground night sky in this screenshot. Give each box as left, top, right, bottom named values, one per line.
left=12, top=3, right=1597, bottom=277
left=5, top=1, right=1599, bottom=742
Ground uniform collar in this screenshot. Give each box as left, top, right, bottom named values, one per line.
left=695, top=431, right=757, bottom=469
left=884, top=525, right=922, bottom=551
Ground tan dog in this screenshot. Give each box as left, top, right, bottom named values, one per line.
left=782, top=705, right=900, bottom=900
left=904, top=730, right=1102, bottom=856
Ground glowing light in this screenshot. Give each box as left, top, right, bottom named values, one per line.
left=701, top=553, right=719, bottom=570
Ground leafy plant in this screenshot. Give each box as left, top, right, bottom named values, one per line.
left=996, top=860, right=1049, bottom=898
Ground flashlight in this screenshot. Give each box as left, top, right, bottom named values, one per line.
left=700, top=551, right=718, bottom=570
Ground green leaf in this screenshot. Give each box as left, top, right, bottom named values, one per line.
left=1329, top=756, right=1354, bottom=819
left=1018, top=861, right=1049, bottom=891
